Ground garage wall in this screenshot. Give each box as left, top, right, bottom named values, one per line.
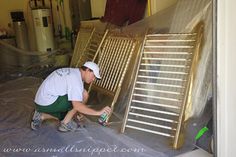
left=0, top=0, right=177, bottom=50
left=217, top=0, right=236, bottom=156
left=149, top=0, right=177, bottom=15
left=0, top=0, right=28, bottom=32
left=0, top=0, right=177, bottom=34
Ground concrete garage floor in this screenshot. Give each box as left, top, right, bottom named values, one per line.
left=0, top=77, right=212, bottom=157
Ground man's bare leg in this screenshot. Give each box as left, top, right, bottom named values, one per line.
left=60, top=90, right=89, bottom=125
left=61, top=109, right=77, bottom=124
left=76, top=90, right=89, bottom=121
left=41, top=113, right=58, bottom=121
left=31, top=111, right=58, bottom=130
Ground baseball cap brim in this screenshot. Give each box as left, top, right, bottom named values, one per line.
left=83, top=61, right=101, bottom=79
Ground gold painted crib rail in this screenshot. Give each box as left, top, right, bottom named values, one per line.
left=70, top=26, right=108, bottom=67
left=70, top=26, right=95, bottom=67
left=75, top=29, right=108, bottom=67
left=88, top=34, right=141, bottom=121
left=121, top=23, right=203, bottom=149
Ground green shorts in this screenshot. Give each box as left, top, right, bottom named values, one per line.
left=35, top=95, right=72, bottom=120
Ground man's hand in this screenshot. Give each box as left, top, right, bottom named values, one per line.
left=100, top=106, right=112, bottom=116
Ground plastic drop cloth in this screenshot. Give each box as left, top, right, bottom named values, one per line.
left=0, top=77, right=168, bottom=157
left=0, top=0, right=213, bottom=155
left=0, top=40, right=71, bottom=82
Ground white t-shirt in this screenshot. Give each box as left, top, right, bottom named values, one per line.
left=35, top=68, right=84, bottom=106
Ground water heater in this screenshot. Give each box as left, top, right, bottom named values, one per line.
left=10, top=11, right=29, bottom=50
left=32, top=8, right=55, bottom=52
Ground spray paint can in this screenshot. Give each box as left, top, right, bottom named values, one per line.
left=98, top=113, right=108, bottom=126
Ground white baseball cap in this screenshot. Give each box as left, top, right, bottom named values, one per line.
left=83, top=61, right=101, bottom=79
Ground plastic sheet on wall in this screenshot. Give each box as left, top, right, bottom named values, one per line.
left=169, top=0, right=212, bottom=119
left=111, top=0, right=212, bottom=122
left=0, top=40, right=69, bottom=81
left=72, top=1, right=211, bottom=150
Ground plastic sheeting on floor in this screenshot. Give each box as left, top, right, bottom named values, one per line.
left=0, top=77, right=168, bottom=157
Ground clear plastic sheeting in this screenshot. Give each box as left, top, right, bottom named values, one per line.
left=105, top=3, right=179, bottom=118
left=169, top=0, right=212, bottom=119
left=109, top=0, right=212, bottom=121
left=0, top=77, right=168, bottom=157
left=0, top=40, right=71, bottom=82
left=0, top=0, right=214, bottom=154
left=0, top=40, right=53, bottom=68
left=116, top=3, right=177, bottom=35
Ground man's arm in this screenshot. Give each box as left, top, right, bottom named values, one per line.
left=72, top=101, right=111, bottom=116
